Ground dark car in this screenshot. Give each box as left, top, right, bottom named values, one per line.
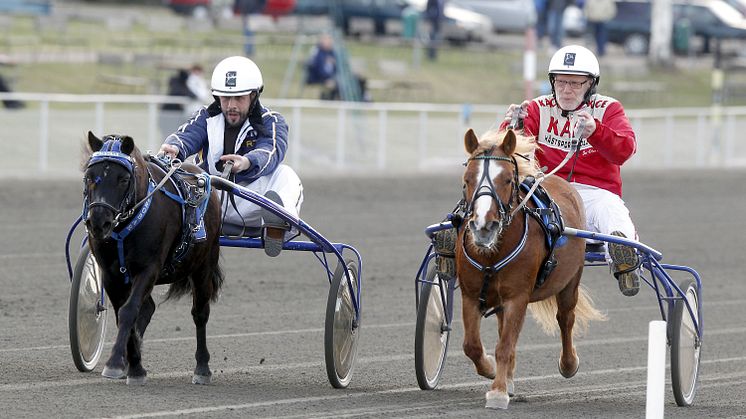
left=293, top=0, right=409, bottom=35
left=608, top=0, right=746, bottom=55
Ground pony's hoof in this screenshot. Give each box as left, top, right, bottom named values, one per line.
left=558, top=356, right=580, bottom=378
left=507, top=378, right=515, bottom=397
left=192, top=374, right=212, bottom=385
left=101, top=366, right=126, bottom=380
left=485, top=389, right=510, bottom=409
left=126, top=375, right=147, bottom=386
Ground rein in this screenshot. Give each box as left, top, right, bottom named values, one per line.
left=83, top=140, right=195, bottom=284
left=509, top=119, right=586, bottom=218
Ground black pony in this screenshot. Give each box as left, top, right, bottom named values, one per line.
left=83, top=132, right=223, bottom=385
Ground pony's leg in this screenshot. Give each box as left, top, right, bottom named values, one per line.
left=102, top=273, right=154, bottom=384
left=101, top=290, right=127, bottom=380
left=190, top=272, right=214, bottom=385
left=125, top=295, right=156, bottom=385
left=486, top=299, right=528, bottom=409
left=461, top=296, right=496, bottom=379
left=556, top=279, right=580, bottom=378
left=496, top=312, right=515, bottom=396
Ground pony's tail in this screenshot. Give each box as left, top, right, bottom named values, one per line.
left=528, top=285, right=607, bottom=336
left=163, top=263, right=225, bottom=303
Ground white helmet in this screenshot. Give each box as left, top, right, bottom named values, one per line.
left=548, top=45, right=600, bottom=78
left=211, top=56, right=264, bottom=97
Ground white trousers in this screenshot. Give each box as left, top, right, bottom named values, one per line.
left=222, top=164, right=304, bottom=232
left=572, top=183, right=637, bottom=259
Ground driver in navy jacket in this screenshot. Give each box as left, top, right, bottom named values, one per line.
left=160, top=56, right=303, bottom=257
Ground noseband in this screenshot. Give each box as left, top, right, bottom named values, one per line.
left=83, top=137, right=138, bottom=226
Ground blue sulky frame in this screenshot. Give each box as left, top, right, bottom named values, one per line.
left=210, top=176, right=363, bottom=324
left=563, top=227, right=703, bottom=343
left=413, top=214, right=704, bottom=403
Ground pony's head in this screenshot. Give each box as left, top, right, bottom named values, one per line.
left=83, top=131, right=147, bottom=240
left=462, top=128, right=538, bottom=252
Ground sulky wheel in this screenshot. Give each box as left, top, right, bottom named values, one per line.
left=669, top=278, right=701, bottom=406
left=414, top=267, right=451, bottom=390
left=68, top=244, right=108, bottom=372
left=324, top=258, right=360, bottom=389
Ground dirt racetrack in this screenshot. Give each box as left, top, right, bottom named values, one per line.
left=1, top=169, right=745, bottom=418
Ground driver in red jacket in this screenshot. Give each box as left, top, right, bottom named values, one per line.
left=501, top=44, right=640, bottom=296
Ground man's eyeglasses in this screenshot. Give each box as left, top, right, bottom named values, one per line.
left=554, top=79, right=590, bottom=90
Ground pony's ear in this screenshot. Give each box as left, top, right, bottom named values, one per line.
left=87, top=131, right=103, bottom=152
left=120, top=136, right=135, bottom=155
left=502, top=129, right=517, bottom=156
left=464, top=128, right=479, bottom=154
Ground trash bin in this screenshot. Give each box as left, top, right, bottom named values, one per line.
left=673, top=18, right=691, bottom=54
left=402, top=7, right=419, bottom=40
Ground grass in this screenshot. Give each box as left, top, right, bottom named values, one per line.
left=1, top=7, right=741, bottom=109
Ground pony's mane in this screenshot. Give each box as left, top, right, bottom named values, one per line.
left=476, top=128, right=540, bottom=179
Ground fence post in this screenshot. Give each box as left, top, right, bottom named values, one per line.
left=336, top=107, right=346, bottom=170
left=418, top=110, right=427, bottom=169
left=39, top=101, right=49, bottom=173
left=292, top=106, right=302, bottom=172
left=378, top=109, right=387, bottom=170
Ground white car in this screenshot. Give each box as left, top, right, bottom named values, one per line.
left=408, top=0, right=493, bottom=43
left=449, top=0, right=586, bottom=35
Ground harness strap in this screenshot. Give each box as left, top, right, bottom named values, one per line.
left=109, top=181, right=155, bottom=284
left=462, top=213, right=530, bottom=315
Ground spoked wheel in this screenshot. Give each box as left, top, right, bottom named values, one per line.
left=324, top=258, right=360, bottom=389
left=68, top=244, right=108, bottom=372
left=669, top=278, right=701, bottom=406
left=414, top=267, right=451, bottom=390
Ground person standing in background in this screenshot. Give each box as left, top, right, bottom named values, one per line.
left=425, top=0, right=445, bottom=61
left=584, top=0, right=617, bottom=57
left=545, top=0, right=570, bottom=52
left=234, top=0, right=267, bottom=56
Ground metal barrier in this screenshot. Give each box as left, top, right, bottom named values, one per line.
left=1, top=91, right=745, bottom=178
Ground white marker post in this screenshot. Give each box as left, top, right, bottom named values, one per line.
left=646, top=320, right=667, bottom=419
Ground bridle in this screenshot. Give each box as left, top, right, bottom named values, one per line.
left=463, top=147, right=520, bottom=237
left=83, top=137, right=139, bottom=226
left=462, top=147, right=529, bottom=317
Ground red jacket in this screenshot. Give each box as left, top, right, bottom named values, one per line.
left=502, top=93, right=636, bottom=197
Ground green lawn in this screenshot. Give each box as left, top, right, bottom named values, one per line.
left=1, top=9, right=740, bottom=109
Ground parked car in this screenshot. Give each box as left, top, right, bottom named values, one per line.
left=164, top=0, right=211, bottom=17
left=607, top=0, right=746, bottom=55
left=407, top=0, right=493, bottom=43
left=292, top=0, right=491, bottom=43
left=448, top=0, right=536, bottom=33
left=293, top=0, right=410, bottom=35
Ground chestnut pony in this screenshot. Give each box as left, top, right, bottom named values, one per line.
left=82, top=132, right=223, bottom=385
left=457, top=128, right=605, bottom=409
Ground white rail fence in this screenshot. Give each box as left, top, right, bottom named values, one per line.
left=1, top=92, right=745, bottom=178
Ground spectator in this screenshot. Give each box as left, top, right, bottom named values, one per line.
left=305, top=33, right=339, bottom=100
left=304, top=33, right=369, bottom=101
left=425, top=0, right=445, bottom=61
left=0, top=74, right=23, bottom=109
left=234, top=0, right=267, bottom=56
left=160, top=65, right=212, bottom=135
left=0, top=62, right=24, bottom=109
left=584, top=0, right=617, bottom=56
left=184, top=64, right=212, bottom=115
left=542, top=0, right=571, bottom=52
